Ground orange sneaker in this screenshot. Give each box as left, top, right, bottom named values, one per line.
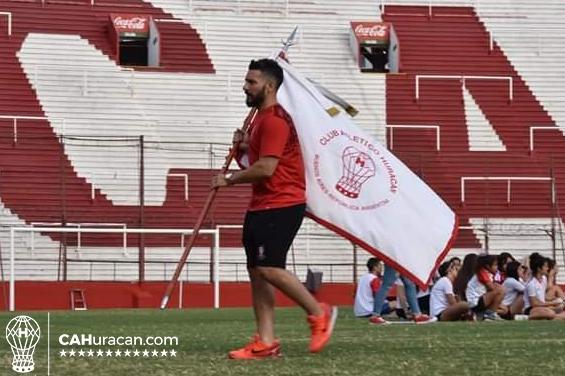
left=307, top=303, right=338, bottom=353
left=228, top=335, right=281, bottom=360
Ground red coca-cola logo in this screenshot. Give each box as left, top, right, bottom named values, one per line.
left=113, top=16, right=147, bottom=31
left=354, top=24, right=388, bottom=38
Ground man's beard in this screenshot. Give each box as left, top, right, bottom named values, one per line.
left=245, top=87, right=267, bottom=108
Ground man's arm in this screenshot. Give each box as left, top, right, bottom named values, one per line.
left=232, top=128, right=250, bottom=169
left=212, top=156, right=279, bottom=188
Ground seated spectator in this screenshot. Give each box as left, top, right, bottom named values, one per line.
left=368, top=263, right=431, bottom=325
left=416, top=257, right=455, bottom=316
left=453, top=253, right=478, bottom=302
left=523, top=253, right=565, bottom=320
left=545, top=258, right=565, bottom=311
left=500, top=261, right=526, bottom=319
left=430, top=261, right=470, bottom=321
left=495, top=252, right=515, bottom=283
left=354, top=258, right=394, bottom=317
left=465, top=254, right=505, bottom=320
left=448, top=257, right=462, bottom=269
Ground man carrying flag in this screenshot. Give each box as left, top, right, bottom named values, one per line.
left=212, top=59, right=338, bottom=359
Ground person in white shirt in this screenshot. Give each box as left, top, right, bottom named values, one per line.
left=500, top=261, right=526, bottom=319
left=523, top=253, right=565, bottom=320
left=354, top=258, right=393, bottom=317
left=430, top=261, right=470, bottom=321
left=465, top=254, right=505, bottom=320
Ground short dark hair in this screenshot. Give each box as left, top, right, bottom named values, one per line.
left=438, top=261, right=452, bottom=277
left=248, top=59, right=284, bottom=89
left=366, top=257, right=381, bottom=272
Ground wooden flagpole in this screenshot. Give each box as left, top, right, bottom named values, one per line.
left=160, top=109, right=256, bottom=309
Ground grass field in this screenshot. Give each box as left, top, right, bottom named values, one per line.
left=1, top=307, right=565, bottom=376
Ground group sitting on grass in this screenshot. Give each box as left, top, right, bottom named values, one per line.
left=354, top=251, right=565, bottom=323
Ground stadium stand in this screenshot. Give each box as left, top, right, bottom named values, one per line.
left=0, top=0, right=564, bottom=308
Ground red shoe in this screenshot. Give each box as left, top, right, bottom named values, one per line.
left=307, top=303, right=338, bottom=353
left=228, top=335, right=281, bottom=360
left=368, top=315, right=390, bottom=325
left=413, top=314, right=433, bottom=324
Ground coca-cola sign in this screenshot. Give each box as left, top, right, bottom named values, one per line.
left=111, top=14, right=150, bottom=33
left=351, top=22, right=390, bottom=41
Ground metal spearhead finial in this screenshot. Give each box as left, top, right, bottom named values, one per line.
left=280, top=26, right=299, bottom=57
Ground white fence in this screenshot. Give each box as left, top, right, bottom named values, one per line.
left=8, top=226, right=220, bottom=311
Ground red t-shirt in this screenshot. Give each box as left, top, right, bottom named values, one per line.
left=477, top=268, right=493, bottom=285
left=370, top=276, right=382, bottom=294
left=242, top=104, right=306, bottom=211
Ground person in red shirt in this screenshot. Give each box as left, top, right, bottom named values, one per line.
left=212, top=59, right=337, bottom=360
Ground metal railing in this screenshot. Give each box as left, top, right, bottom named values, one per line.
left=0, top=12, right=12, bottom=36
left=29, top=222, right=128, bottom=256
left=529, top=125, right=563, bottom=152
left=460, top=176, right=555, bottom=204
left=167, top=173, right=189, bottom=201
left=187, top=0, right=290, bottom=16
left=39, top=0, right=121, bottom=6
left=386, top=124, right=441, bottom=151
left=415, top=74, right=513, bottom=101
left=379, top=0, right=479, bottom=18
left=28, top=63, right=245, bottom=100
left=0, top=115, right=65, bottom=144
left=8, top=226, right=220, bottom=311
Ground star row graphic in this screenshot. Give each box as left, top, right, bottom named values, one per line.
left=59, top=348, right=177, bottom=358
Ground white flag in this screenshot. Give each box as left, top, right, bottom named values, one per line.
left=276, top=59, right=458, bottom=288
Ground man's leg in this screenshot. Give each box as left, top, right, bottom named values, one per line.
left=371, top=265, right=397, bottom=316
left=400, top=276, right=421, bottom=315
left=227, top=267, right=281, bottom=359
left=255, top=266, right=336, bottom=353
left=250, top=204, right=336, bottom=353
left=255, top=266, right=322, bottom=316
left=249, top=267, right=277, bottom=345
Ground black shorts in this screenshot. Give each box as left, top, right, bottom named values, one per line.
left=472, top=296, right=487, bottom=313
left=500, top=310, right=513, bottom=320
left=242, top=203, right=306, bottom=269
left=395, top=308, right=408, bottom=320
left=418, top=295, right=430, bottom=315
